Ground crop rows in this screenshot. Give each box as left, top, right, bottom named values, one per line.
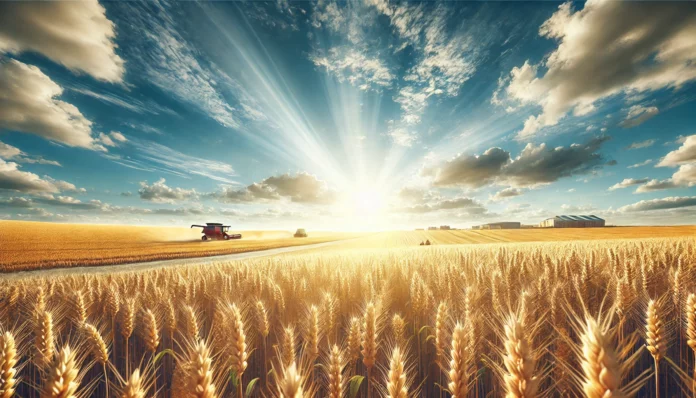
left=0, top=237, right=695, bottom=397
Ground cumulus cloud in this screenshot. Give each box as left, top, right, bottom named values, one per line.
left=428, top=136, right=609, bottom=189
left=672, top=164, right=696, bottom=187
left=139, top=178, right=199, bottom=204
left=0, top=197, right=34, bottom=209
left=0, top=158, right=76, bottom=193
left=620, top=106, right=660, bottom=128
left=504, top=136, right=609, bottom=187
left=427, top=147, right=510, bottom=188
left=0, top=0, right=125, bottom=82
left=498, top=1, right=696, bottom=138
left=397, top=187, right=437, bottom=205
left=626, top=139, right=656, bottom=150
left=619, top=196, right=696, bottom=212
left=658, top=135, right=696, bottom=167
left=0, top=59, right=103, bottom=150
left=212, top=172, right=336, bottom=205
left=398, top=196, right=488, bottom=215
left=261, top=173, right=337, bottom=204
left=490, top=187, right=522, bottom=202
left=634, top=178, right=681, bottom=193
left=608, top=178, right=649, bottom=191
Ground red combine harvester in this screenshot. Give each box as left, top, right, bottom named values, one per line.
left=191, top=223, right=242, bottom=241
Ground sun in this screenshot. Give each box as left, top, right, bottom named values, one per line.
left=353, top=189, right=387, bottom=215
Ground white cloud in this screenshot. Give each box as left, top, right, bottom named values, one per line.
left=561, top=204, right=596, bottom=212
left=0, top=141, right=21, bottom=159
left=139, top=178, right=199, bottom=204
left=0, top=59, right=102, bottom=150
left=70, top=86, right=176, bottom=116
left=428, top=136, right=609, bottom=188
left=619, top=196, right=696, bottom=212
left=658, top=134, right=696, bottom=167
left=672, top=164, right=696, bottom=187
left=310, top=46, right=394, bottom=89
left=627, top=159, right=653, bottom=169
left=127, top=140, right=236, bottom=184
left=490, top=187, right=522, bottom=202
left=634, top=179, right=680, bottom=193
left=620, top=105, right=659, bottom=128
left=212, top=172, right=337, bottom=205
left=0, top=0, right=125, bottom=82
left=122, top=1, right=239, bottom=128
left=97, top=131, right=127, bottom=147
left=608, top=178, right=649, bottom=191
left=499, top=1, right=696, bottom=138
left=625, top=139, right=656, bottom=150
left=387, top=124, right=418, bottom=147
left=0, top=158, right=75, bottom=193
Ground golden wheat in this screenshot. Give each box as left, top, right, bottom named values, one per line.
left=1, top=235, right=695, bottom=397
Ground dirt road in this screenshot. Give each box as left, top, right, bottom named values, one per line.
left=4, top=239, right=345, bottom=280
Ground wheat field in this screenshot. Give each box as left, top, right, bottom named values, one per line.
left=2, top=235, right=696, bottom=397
left=0, top=221, right=358, bottom=272
left=3, top=221, right=694, bottom=273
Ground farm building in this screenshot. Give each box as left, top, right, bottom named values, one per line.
left=440, top=225, right=451, bottom=230
left=472, top=222, right=521, bottom=230
left=539, top=215, right=605, bottom=228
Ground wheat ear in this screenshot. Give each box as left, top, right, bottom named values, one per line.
left=502, top=314, right=538, bottom=398
left=448, top=322, right=470, bottom=398
left=191, top=339, right=217, bottom=398
left=580, top=317, right=621, bottom=398
left=646, top=299, right=665, bottom=398
left=0, top=331, right=18, bottom=398
left=35, top=309, right=54, bottom=369
left=121, top=369, right=145, bottom=398
left=282, top=326, right=297, bottom=368
left=41, top=345, right=79, bottom=398
left=327, top=345, right=343, bottom=398
left=386, top=347, right=408, bottom=398
left=278, top=362, right=303, bottom=398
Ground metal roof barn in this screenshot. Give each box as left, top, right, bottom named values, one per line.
left=539, top=215, right=605, bottom=228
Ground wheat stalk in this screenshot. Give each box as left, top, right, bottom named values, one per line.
left=646, top=299, right=665, bottom=398
left=227, top=303, right=247, bottom=397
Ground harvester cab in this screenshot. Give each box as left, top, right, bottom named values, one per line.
left=191, top=223, right=242, bottom=241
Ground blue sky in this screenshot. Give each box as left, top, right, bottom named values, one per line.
left=0, top=0, right=695, bottom=230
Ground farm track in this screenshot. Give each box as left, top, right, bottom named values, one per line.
left=2, top=238, right=353, bottom=280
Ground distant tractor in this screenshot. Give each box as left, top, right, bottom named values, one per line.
left=191, top=223, right=242, bottom=241
left=294, top=228, right=308, bottom=238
